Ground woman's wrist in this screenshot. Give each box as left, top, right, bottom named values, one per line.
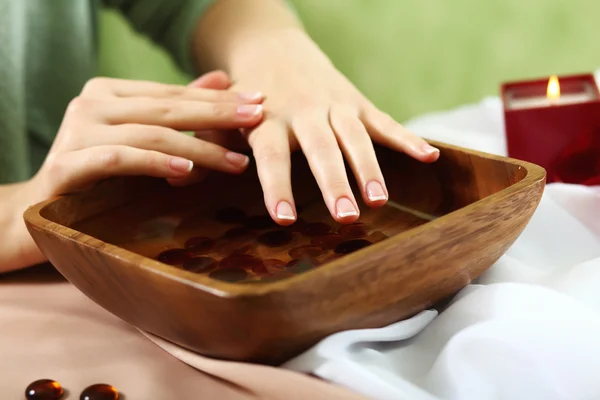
left=226, top=28, right=335, bottom=87
left=0, top=180, right=47, bottom=273
left=192, top=0, right=304, bottom=73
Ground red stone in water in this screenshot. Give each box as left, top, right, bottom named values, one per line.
left=334, top=239, right=372, bottom=255
left=79, top=383, right=119, bottom=400
left=182, top=256, right=218, bottom=273
left=338, top=223, right=368, bottom=239
left=257, top=229, right=293, bottom=247
left=209, top=268, right=249, bottom=282
left=184, top=236, right=215, bottom=254
left=311, top=234, right=344, bottom=249
left=25, top=379, right=64, bottom=400
left=157, top=248, right=190, bottom=265
left=219, top=254, right=261, bottom=269
left=215, top=207, right=247, bottom=224
left=303, top=222, right=332, bottom=237
left=264, top=258, right=286, bottom=268
left=231, top=245, right=252, bottom=255
left=289, top=245, right=324, bottom=259
left=262, top=258, right=287, bottom=273
left=244, top=215, right=277, bottom=230
left=214, top=241, right=252, bottom=257
left=250, top=260, right=269, bottom=274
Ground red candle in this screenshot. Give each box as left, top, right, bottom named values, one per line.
left=501, top=73, right=600, bottom=185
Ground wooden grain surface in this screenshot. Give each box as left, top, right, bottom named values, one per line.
left=24, top=140, right=545, bottom=364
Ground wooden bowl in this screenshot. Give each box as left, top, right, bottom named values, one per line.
left=23, top=140, right=545, bottom=365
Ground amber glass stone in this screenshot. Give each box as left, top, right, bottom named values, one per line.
left=25, top=379, right=64, bottom=400
left=79, top=383, right=119, bottom=400
left=244, top=215, right=277, bottom=230
left=311, top=234, right=344, bottom=249
left=183, top=236, right=215, bottom=254
left=215, top=207, right=247, bottom=224
left=338, top=223, right=368, bottom=239
left=288, top=245, right=324, bottom=259
left=209, top=268, right=249, bottom=282
left=182, top=256, right=217, bottom=273
left=302, top=222, right=331, bottom=237
left=334, top=239, right=372, bottom=254
left=257, top=229, right=293, bottom=247
left=263, top=258, right=286, bottom=272
left=157, top=248, right=190, bottom=265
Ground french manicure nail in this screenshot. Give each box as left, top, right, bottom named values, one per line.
left=237, top=104, right=262, bottom=118
left=239, top=92, right=264, bottom=101
left=225, top=151, right=250, bottom=168
left=169, top=157, right=193, bottom=173
left=366, top=181, right=388, bottom=202
left=276, top=201, right=296, bottom=221
left=335, top=197, right=359, bottom=219
left=422, top=143, right=440, bottom=155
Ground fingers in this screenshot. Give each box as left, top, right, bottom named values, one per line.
left=248, top=119, right=297, bottom=225
left=292, top=114, right=360, bottom=223
left=47, top=145, right=195, bottom=194
left=98, top=124, right=250, bottom=174
left=81, top=76, right=263, bottom=104
left=74, top=96, right=264, bottom=131
left=361, top=105, right=440, bottom=163
left=329, top=106, right=388, bottom=207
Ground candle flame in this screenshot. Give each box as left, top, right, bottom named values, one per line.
left=547, top=75, right=560, bottom=100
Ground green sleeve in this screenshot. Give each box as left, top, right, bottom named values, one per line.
left=101, top=0, right=217, bottom=75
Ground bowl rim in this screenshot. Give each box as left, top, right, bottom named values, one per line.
left=23, top=140, right=546, bottom=298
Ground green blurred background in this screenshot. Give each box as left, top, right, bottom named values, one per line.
left=98, top=0, right=600, bottom=122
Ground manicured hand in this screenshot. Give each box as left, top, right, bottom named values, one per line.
left=227, top=30, right=440, bottom=225
left=32, top=76, right=264, bottom=197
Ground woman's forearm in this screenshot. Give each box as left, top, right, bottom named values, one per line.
left=191, top=0, right=304, bottom=73
left=0, top=181, right=46, bottom=274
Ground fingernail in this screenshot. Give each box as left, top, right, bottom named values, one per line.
left=239, top=92, right=264, bottom=101
left=276, top=201, right=296, bottom=221
left=225, top=151, right=250, bottom=168
left=237, top=104, right=262, bottom=118
left=335, top=197, right=358, bottom=219
left=169, top=157, right=193, bottom=173
left=366, top=181, right=387, bottom=202
left=422, top=143, right=440, bottom=155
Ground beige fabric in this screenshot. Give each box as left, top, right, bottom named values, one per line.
left=0, top=265, right=365, bottom=400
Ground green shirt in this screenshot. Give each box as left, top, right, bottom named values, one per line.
left=0, top=0, right=214, bottom=183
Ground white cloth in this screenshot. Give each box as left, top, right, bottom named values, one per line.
left=281, top=76, right=600, bottom=399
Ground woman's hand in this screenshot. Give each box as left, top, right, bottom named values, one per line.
left=225, top=30, right=440, bottom=226
left=4, top=74, right=264, bottom=273
left=31, top=76, right=264, bottom=198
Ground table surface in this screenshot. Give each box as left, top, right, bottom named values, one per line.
left=0, top=264, right=363, bottom=400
